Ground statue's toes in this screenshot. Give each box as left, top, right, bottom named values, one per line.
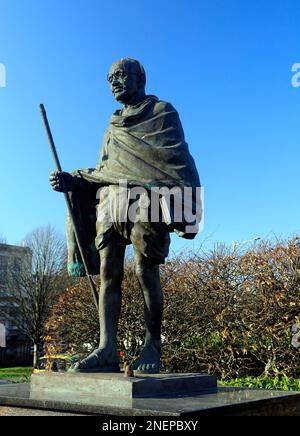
left=134, top=362, right=160, bottom=374
left=68, top=354, right=99, bottom=373
left=68, top=351, right=120, bottom=373
left=69, top=361, right=87, bottom=373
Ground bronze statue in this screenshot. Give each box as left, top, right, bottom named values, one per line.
left=50, top=58, right=201, bottom=373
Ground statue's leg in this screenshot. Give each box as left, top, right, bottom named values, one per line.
left=71, top=237, right=126, bottom=373
left=98, top=237, right=126, bottom=355
left=132, top=250, right=163, bottom=373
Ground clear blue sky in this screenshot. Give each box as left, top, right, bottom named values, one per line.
left=0, top=0, right=299, bottom=252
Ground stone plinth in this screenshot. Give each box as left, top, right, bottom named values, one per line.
left=30, top=372, right=217, bottom=408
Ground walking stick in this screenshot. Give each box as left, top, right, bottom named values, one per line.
left=39, top=104, right=99, bottom=310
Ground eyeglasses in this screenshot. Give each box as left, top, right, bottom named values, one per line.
left=107, top=70, right=140, bottom=84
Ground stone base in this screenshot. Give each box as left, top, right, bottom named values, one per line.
left=1, top=378, right=300, bottom=416
left=30, top=372, right=217, bottom=408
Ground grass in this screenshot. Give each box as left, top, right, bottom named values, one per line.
left=0, top=367, right=33, bottom=382
left=219, top=376, right=300, bottom=391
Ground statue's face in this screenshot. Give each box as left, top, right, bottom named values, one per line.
left=107, top=61, right=143, bottom=104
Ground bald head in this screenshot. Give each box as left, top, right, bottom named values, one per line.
left=109, top=58, right=146, bottom=85
left=107, top=58, right=146, bottom=106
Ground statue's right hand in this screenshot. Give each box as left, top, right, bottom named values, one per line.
left=49, top=171, right=74, bottom=192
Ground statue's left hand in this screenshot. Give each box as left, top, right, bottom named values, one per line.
left=49, top=171, right=75, bottom=192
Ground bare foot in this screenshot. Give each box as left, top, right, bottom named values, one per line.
left=69, top=348, right=120, bottom=373
left=132, top=343, right=161, bottom=373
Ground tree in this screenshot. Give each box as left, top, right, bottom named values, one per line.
left=0, top=225, right=69, bottom=367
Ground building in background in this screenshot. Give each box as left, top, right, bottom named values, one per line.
left=0, top=243, right=32, bottom=366
left=0, top=323, right=6, bottom=347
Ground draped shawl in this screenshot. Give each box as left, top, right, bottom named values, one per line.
left=67, top=96, right=201, bottom=276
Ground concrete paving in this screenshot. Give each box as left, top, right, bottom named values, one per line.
left=0, top=406, right=86, bottom=416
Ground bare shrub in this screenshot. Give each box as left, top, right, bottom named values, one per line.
left=45, top=238, right=300, bottom=379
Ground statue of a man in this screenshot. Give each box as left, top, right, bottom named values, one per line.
left=50, top=58, right=201, bottom=373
